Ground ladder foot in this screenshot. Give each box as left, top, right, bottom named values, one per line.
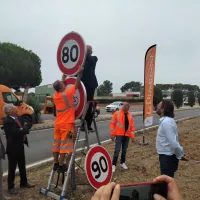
left=40, top=188, right=68, bottom=200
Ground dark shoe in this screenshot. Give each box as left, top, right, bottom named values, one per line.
left=8, top=188, right=18, bottom=195
left=88, top=127, right=94, bottom=132
left=53, top=162, right=59, bottom=171
left=57, top=164, right=68, bottom=173
left=20, top=182, right=35, bottom=188
left=80, top=127, right=85, bottom=131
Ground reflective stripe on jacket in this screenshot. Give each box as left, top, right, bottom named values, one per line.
left=110, top=110, right=135, bottom=139
left=53, top=85, right=76, bottom=125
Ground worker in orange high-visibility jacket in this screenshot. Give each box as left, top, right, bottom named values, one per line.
left=52, top=66, right=83, bottom=173
left=110, top=102, right=135, bottom=173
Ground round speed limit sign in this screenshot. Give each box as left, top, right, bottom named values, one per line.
left=64, top=77, right=86, bottom=119
left=57, top=31, right=87, bottom=75
left=85, top=145, right=112, bottom=189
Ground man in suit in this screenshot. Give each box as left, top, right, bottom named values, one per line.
left=0, top=129, right=10, bottom=199
left=81, top=45, right=98, bottom=131
left=3, top=104, right=35, bottom=195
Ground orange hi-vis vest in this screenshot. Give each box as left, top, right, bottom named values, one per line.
left=110, top=110, right=135, bottom=139
left=53, top=85, right=76, bottom=127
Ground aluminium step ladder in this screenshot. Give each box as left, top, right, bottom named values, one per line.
left=40, top=101, right=101, bottom=200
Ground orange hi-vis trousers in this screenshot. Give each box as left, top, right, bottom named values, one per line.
left=52, top=123, right=76, bottom=154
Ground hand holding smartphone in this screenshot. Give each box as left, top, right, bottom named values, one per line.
left=119, top=181, right=167, bottom=200
left=91, top=175, right=182, bottom=200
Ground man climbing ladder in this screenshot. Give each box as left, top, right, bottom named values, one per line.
left=52, top=66, right=83, bottom=173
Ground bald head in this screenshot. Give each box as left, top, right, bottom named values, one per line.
left=53, top=80, right=65, bottom=92
left=87, top=45, right=93, bottom=55
left=3, top=104, right=18, bottom=116
left=122, top=102, right=130, bottom=112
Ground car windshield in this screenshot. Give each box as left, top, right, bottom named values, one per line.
left=111, top=102, right=121, bottom=105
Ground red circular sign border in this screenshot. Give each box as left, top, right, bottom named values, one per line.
left=85, top=145, right=112, bottom=190
left=64, top=77, right=86, bottom=119
left=57, top=32, right=86, bottom=75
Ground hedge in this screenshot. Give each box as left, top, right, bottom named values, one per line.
left=94, top=98, right=144, bottom=104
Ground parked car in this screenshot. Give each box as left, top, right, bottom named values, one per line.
left=183, top=97, right=189, bottom=106
left=105, top=101, right=123, bottom=112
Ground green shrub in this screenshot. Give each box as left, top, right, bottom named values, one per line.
left=171, top=89, right=183, bottom=108
left=26, top=95, right=42, bottom=124
left=188, top=91, right=195, bottom=107
left=198, top=93, right=200, bottom=106
left=153, top=86, right=163, bottom=110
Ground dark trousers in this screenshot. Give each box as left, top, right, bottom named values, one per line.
left=113, top=136, right=130, bottom=166
left=7, top=146, right=27, bottom=189
left=159, top=154, right=179, bottom=178
left=85, top=88, right=95, bottom=128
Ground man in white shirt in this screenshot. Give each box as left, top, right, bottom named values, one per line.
left=156, top=100, right=187, bottom=177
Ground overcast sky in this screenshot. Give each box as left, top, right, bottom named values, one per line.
left=1, top=0, right=200, bottom=92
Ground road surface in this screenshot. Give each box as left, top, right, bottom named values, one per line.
left=41, top=107, right=143, bottom=120
left=1, top=109, right=200, bottom=172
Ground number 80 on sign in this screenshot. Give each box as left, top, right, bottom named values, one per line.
left=57, top=31, right=87, bottom=76
left=85, top=146, right=113, bottom=190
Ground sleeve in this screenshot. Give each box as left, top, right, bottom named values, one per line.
left=110, top=112, right=117, bottom=135
left=93, top=56, right=98, bottom=69
left=130, top=117, right=135, bottom=139
left=3, top=120, right=28, bottom=139
left=162, top=121, right=184, bottom=159
left=66, top=85, right=76, bottom=96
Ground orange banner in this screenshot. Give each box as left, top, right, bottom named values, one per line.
left=143, top=44, right=156, bottom=127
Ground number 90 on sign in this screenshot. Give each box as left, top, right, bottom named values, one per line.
left=85, top=145, right=112, bottom=189
left=91, top=152, right=109, bottom=182
left=61, top=40, right=80, bottom=69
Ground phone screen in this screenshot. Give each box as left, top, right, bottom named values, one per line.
left=119, top=182, right=167, bottom=200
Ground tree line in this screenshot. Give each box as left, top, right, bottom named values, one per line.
left=0, top=42, right=42, bottom=91
left=0, top=42, right=199, bottom=109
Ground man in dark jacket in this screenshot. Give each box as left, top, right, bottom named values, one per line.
left=0, top=129, right=10, bottom=199
left=81, top=45, right=98, bottom=131
left=3, top=104, right=35, bottom=195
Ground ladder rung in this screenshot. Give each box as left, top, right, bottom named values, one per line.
left=75, top=157, right=81, bottom=162
left=50, top=184, right=63, bottom=191
left=78, top=139, right=86, bottom=142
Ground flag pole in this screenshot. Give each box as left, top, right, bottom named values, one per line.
left=140, top=44, right=157, bottom=146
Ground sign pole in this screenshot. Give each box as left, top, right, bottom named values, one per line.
left=140, top=44, right=157, bottom=146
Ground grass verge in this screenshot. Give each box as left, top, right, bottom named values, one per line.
left=3, top=117, right=200, bottom=200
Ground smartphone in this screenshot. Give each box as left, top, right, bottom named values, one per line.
left=119, top=181, right=167, bottom=200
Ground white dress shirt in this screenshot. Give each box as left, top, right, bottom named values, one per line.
left=156, top=116, right=184, bottom=159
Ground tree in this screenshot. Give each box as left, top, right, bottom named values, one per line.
left=156, top=83, right=200, bottom=92
left=97, top=80, right=113, bottom=96
left=120, top=81, right=142, bottom=92
left=171, top=89, right=183, bottom=108
left=188, top=91, right=195, bottom=107
left=0, top=42, right=42, bottom=90
left=26, top=95, right=42, bottom=124
left=197, top=93, right=200, bottom=106
left=153, top=86, right=163, bottom=110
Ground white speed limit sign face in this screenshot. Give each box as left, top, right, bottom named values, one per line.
left=61, top=40, right=80, bottom=69
left=91, top=152, right=109, bottom=182
left=85, top=146, right=112, bottom=189
left=57, top=32, right=86, bottom=76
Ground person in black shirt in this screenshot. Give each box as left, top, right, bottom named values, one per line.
left=81, top=45, right=98, bottom=131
